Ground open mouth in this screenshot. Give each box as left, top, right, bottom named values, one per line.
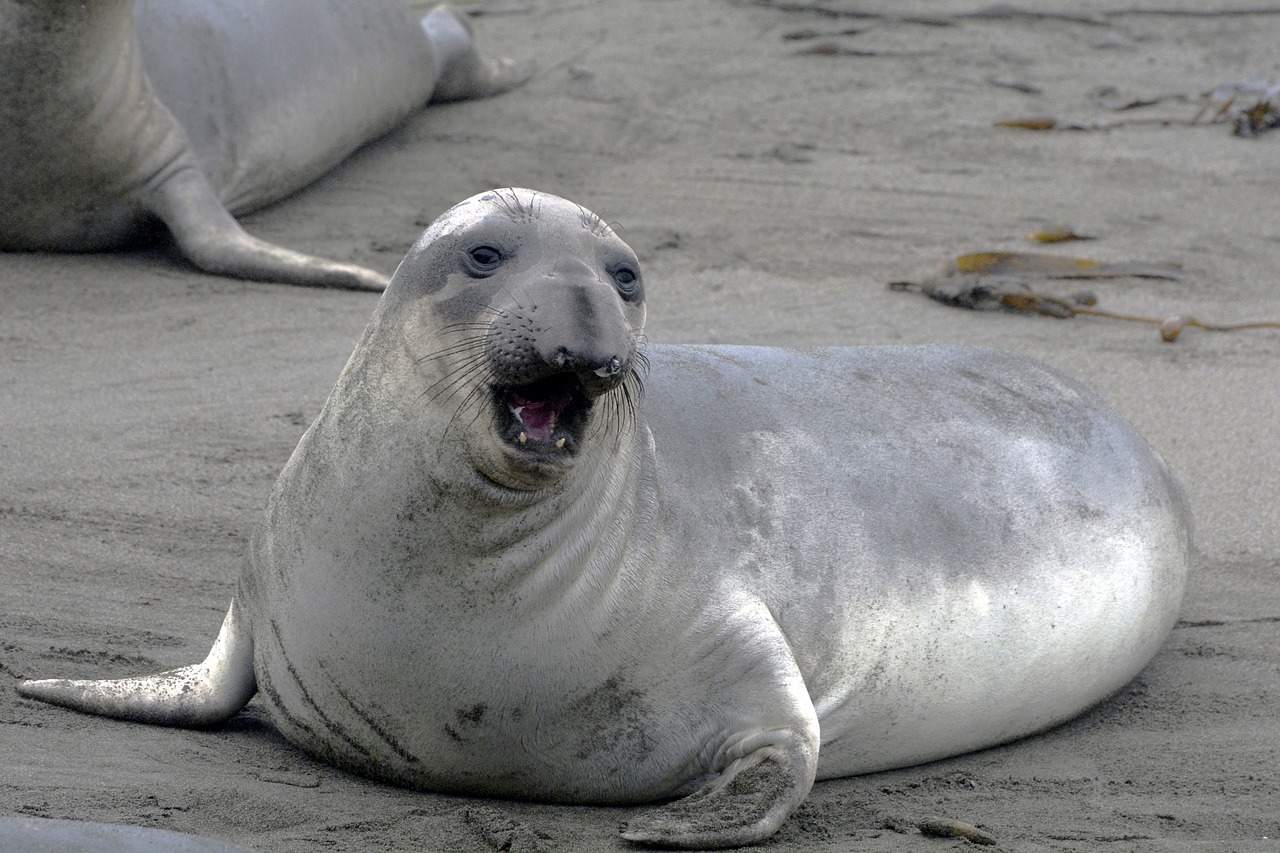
left=493, top=374, right=591, bottom=456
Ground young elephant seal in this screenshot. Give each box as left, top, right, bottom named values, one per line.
left=19, top=189, right=1193, bottom=848
left=0, top=1, right=531, bottom=290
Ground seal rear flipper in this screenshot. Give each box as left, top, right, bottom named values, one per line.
left=422, top=6, right=535, bottom=102
left=619, top=730, right=817, bottom=849
left=145, top=162, right=389, bottom=291
left=17, top=599, right=256, bottom=728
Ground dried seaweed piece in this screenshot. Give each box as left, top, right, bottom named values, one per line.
left=1107, top=95, right=1182, bottom=111
left=965, top=5, right=1106, bottom=24
left=918, top=817, right=998, bottom=845
left=1196, top=77, right=1279, bottom=123
left=889, top=280, right=1094, bottom=317
left=998, top=288, right=1088, bottom=317
left=1026, top=226, right=1097, bottom=243
left=888, top=280, right=1280, bottom=342
left=988, top=76, right=1042, bottom=95
left=995, top=117, right=1057, bottom=130
left=1005, top=77, right=1280, bottom=135
left=781, top=26, right=864, bottom=39
left=792, top=41, right=880, bottom=56
left=1157, top=314, right=1280, bottom=341
left=752, top=2, right=1280, bottom=24
left=888, top=280, right=1004, bottom=311
left=750, top=0, right=954, bottom=25
left=1233, top=100, right=1280, bottom=137
left=950, top=252, right=1182, bottom=280
left=997, top=115, right=1194, bottom=131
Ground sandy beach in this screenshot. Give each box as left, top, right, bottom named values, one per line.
left=3, top=1, right=1278, bottom=850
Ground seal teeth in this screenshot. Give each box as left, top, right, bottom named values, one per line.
left=500, top=378, right=586, bottom=453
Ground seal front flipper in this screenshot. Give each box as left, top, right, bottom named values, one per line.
left=145, top=163, right=390, bottom=292
left=621, top=729, right=818, bottom=849
left=619, top=597, right=821, bottom=848
left=18, top=599, right=256, bottom=728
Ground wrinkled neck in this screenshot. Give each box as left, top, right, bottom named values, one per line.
left=456, top=426, right=652, bottom=615
left=311, top=313, right=656, bottom=617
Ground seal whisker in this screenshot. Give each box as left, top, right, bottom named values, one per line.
left=417, top=359, right=493, bottom=408
left=414, top=336, right=490, bottom=367
left=585, top=368, right=642, bottom=453
left=416, top=334, right=489, bottom=355
left=412, top=348, right=492, bottom=405
left=573, top=203, right=613, bottom=238
left=433, top=324, right=492, bottom=340
left=433, top=324, right=494, bottom=341
left=438, top=316, right=498, bottom=331
left=454, top=383, right=495, bottom=430
left=439, top=367, right=502, bottom=442
left=411, top=329, right=490, bottom=365
left=413, top=357, right=491, bottom=395
left=632, top=342, right=651, bottom=384
left=490, top=187, right=539, bottom=225
left=424, top=383, right=492, bottom=453
left=489, top=282, right=530, bottom=314
left=418, top=342, right=489, bottom=364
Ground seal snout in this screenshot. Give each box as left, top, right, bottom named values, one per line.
left=594, top=356, right=623, bottom=378
left=491, top=343, right=634, bottom=456
left=545, top=345, right=631, bottom=398
left=486, top=283, right=639, bottom=459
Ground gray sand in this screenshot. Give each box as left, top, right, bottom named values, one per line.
left=3, top=1, right=1278, bottom=850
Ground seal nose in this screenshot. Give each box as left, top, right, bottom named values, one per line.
left=551, top=349, right=622, bottom=377
left=594, top=356, right=622, bottom=378
left=549, top=347, right=626, bottom=388
left=527, top=262, right=633, bottom=393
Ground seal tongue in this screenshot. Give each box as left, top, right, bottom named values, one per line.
left=509, top=391, right=571, bottom=442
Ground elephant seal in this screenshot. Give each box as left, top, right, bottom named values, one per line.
left=0, top=1, right=530, bottom=290
left=19, top=189, right=1192, bottom=848
left=0, top=818, right=256, bottom=853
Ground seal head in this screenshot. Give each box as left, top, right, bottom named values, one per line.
left=387, top=188, right=646, bottom=489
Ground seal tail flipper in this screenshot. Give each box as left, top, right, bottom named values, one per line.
left=145, top=160, right=389, bottom=292
left=421, top=6, right=535, bottom=102
left=17, top=599, right=256, bottom=728
left=620, top=731, right=817, bottom=849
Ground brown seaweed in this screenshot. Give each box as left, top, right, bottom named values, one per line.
left=918, top=817, right=998, bottom=845
left=889, top=278, right=1280, bottom=342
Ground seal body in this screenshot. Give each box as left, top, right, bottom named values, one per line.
left=0, top=1, right=530, bottom=289
left=20, top=189, right=1192, bottom=848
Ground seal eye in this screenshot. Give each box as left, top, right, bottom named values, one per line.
left=611, top=264, right=641, bottom=297
left=465, top=245, right=504, bottom=276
